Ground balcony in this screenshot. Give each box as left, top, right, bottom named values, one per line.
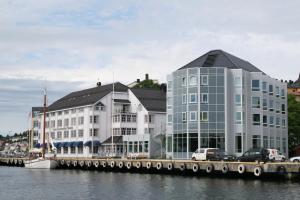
left=112, top=113, right=137, bottom=128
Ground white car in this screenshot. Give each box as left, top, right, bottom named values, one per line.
left=191, top=148, right=219, bottom=161
left=267, top=149, right=285, bottom=162
left=290, top=156, right=300, bottom=163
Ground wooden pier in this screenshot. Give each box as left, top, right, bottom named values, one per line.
left=1, top=157, right=300, bottom=179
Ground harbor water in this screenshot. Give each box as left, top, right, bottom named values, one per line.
left=0, top=166, right=299, bottom=200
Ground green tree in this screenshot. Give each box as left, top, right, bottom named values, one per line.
left=288, top=94, right=300, bottom=155
left=133, top=79, right=161, bottom=90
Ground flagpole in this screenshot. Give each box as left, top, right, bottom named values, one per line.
left=111, top=73, right=115, bottom=157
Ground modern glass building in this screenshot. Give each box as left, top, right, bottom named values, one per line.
left=166, top=50, right=288, bottom=159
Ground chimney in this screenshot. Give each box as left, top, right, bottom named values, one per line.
left=96, top=82, right=101, bottom=87
left=137, top=79, right=140, bottom=83
left=145, top=73, right=149, bottom=80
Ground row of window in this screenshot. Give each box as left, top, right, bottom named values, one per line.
left=50, top=128, right=99, bottom=139
left=252, top=114, right=286, bottom=127
left=167, top=75, right=209, bottom=91
left=127, top=141, right=149, bottom=153
left=252, top=80, right=285, bottom=98
left=47, top=106, right=104, bottom=117
left=113, top=128, right=137, bottom=135
left=167, top=112, right=208, bottom=124
left=47, top=116, right=99, bottom=128
left=113, top=114, right=137, bottom=123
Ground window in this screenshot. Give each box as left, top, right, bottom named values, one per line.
left=57, top=131, right=62, bottom=139
left=50, top=132, right=55, bottom=139
left=276, top=117, right=280, bottom=128
left=189, top=93, right=197, bottom=103
left=167, top=97, right=172, bottom=108
left=78, top=129, right=84, bottom=137
left=263, top=99, right=267, bottom=110
left=50, top=120, right=55, bottom=128
left=132, top=115, right=136, bottom=122
left=182, top=94, right=186, bottom=104
left=51, top=112, right=55, bottom=117
left=63, top=131, right=69, bottom=138
left=234, top=77, right=241, bottom=87
left=71, top=147, right=75, bottom=154
left=132, top=128, right=136, bottom=135
left=282, top=138, right=287, bottom=153
left=252, top=135, right=261, bottom=149
left=148, top=115, right=154, bottom=123
left=252, top=114, right=260, bottom=125
left=89, top=115, right=99, bottom=123
left=270, top=137, right=275, bottom=148
left=276, top=102, right=280, bottom=113
left=263, top=136, right=268, bottom=148
left=182, top=77, right=186, bottom=86
left=275, top=86, right=280, bottom=97
left=71, top=109, right=76, bottom=114
left=71, top=130, right=77, bottom=138
left=252, top=97, right=260, bottom=108
left=77, top=108, right=84, bottom=112
left=89, top=128, right=98, bottom=136
left=200, top=112, right=208, bottom=121
left=182, top=112, right=187, bottom=122
left=252, top=80, right=260, bottom=91
left=201, top=75, right=208, bottom=85
left=235, top=134, right=242, bottom=153
left=58, top=111, right=62, bottom=116
left=269, top=100, right=274, bottom=111
left=64, top=110, right=69, bottom=114
left=189, top=76, right=197, bottom=86
left=263, top=115, right=268, bottom=126
left=201, top=93, right=208, bottom=103
left=71, top=118, right=76, bottom=126
left=63, top=147, right=68, bottom=154
left=78, top=146, right=83, bottom=154
left=281, top=89, right=285, bottom=99
left=262, top=82, right=267, bottom=93
left=57, top=120, right=62, bottom=127
left=235, top=112, right=242, bottom=124
left=167, top=114, right=172, bottom=124
left=269, top=84, right=273, bottom=95
left=64, top=119, right=69, bottom=127
left=190, top=111, right=197, bottom=121
left=269, top=116, right=274, bottom=127
left=282, top=118, right=286, bottom=128
left=78, top=116, right=84, bottom=125
left=235, top=94, right=241, bottom=106
left=167, top=81, right=172, bottom=91
left=281, top=104, right=286, bottom=114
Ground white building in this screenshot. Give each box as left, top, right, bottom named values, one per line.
left=166, top=50, right=288, bottom=159
left=34, top=82, right=166, bottom=158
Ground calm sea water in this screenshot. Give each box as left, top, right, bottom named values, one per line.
left=0, top=166, right=299, bottom=200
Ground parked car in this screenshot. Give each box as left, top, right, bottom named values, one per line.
left=289, top=156, right=300, bottom=163
left=238, top=148, right=269, bottom=162
left=191, top=148, right=219, bottom=161
left=267, top=149, right=285, bottom=162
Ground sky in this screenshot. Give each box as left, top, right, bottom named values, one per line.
left=1, top=0, right=300, bottom=135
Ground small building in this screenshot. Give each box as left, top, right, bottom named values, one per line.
left=33, top=82, right=166, bottom=158
left=287, top=73, right=300, bottom=102
left=166, top=50, right=288, bottom=159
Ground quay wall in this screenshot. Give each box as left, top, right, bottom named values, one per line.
left=1, top=157, right=300, bottom=179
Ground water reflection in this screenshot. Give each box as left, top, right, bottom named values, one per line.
left=0, top=167, right=299, bottom=200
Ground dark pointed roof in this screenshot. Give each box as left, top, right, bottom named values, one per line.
left=48, top=82, right=128, bottom=111
left=130, top=88, right=166, bottom=112
left=178, top=50, right=263, bottom=73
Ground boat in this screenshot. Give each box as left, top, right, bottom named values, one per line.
left=25, top=88, right=58, bottom=169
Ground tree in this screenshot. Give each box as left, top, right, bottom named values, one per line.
left=133, top=79, right=161, bottom=90
left=288, top=94, right=300, bottom=155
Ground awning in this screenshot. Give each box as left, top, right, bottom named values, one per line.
left=53, top=142, right=61, bottom=148
left=72, top=141, right=83, bottom=147
left=84, top=140, right=101, bottom=147
left=58, top=142, right=69, bottom=148
left=66, top=142, right=74, bottom=147
left=34, top=143, right=40, bottom=148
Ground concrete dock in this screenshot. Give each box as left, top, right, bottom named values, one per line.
left=1, top=157, right=299, bottom=179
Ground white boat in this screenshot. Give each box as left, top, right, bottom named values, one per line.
left=25, top=88, right=58, bottom=169
left=24, top=158, right=58, bottom=169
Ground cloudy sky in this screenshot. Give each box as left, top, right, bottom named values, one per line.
left=1, top=0, right=300, bottom=134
